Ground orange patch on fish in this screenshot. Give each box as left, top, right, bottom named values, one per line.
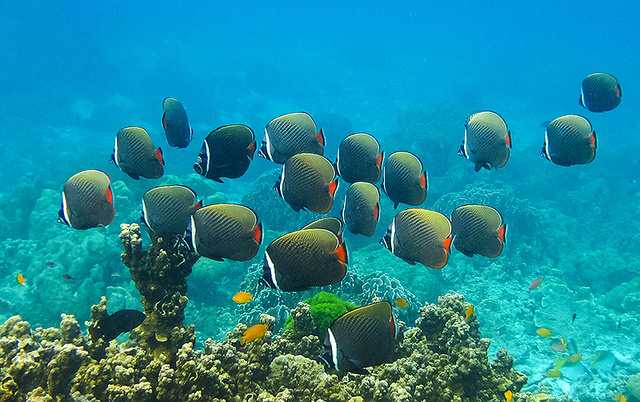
left=335, top=241, right=348, bottom=265
left=232, top=291, right=253, bottom=304
left=16, top=273, right=26, bottom=286
left=252, top=222, right=263, bottom=245
left=241, top=323, right=268, bottom=344
left=328, top=179, right=339, bottom=198
left=419, top=171, right=427, bottom=190
left=504, top=390, right=513, bottom=402
left=567, top=353, right=582, bottom=364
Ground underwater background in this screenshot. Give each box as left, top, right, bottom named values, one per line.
left=1, top=1, right=639, bottom=400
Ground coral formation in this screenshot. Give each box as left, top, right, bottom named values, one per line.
left=283, top=291, right=357, bottom=338
left=118, top=223, right=198, bottom=360
left=0, top=292, right=526, bottom=401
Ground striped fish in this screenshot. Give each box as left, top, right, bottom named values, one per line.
left=381, top=151, right=427, bottom=209
left=451, top=204, right=506, bottom=258
left=193, top=124, right=256, bottom=183
left=112, top=126, right=164, bottom=179
left=342, top=182, right=380, bottom=237
left=301, top=217, right=344, bottom=239
left=58, top=170, right=115, bottom=230
left=262, top=228, right=347, bottom=291
left=542, top=115, right=597, bottom=166
left=321, top=301, right=398, bottom=374
left=189, top=204, right=262, bottom=261
left=579, top=72, right=622, bottom=113
left=276, top=153, right=338, bottom=213
left=458, top=111, right=512, bottom=172
left=381, top=208, right=452, bottom=269
left=336, top=133, right=384, bottom=184
left=142, top=185, right=202, bottom=236
left=162, top=97, right=193, bottom=148
left=258, top=112, right=325, bottom=163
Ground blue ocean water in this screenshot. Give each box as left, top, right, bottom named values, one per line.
left=1, top=1, right=638, bottom=400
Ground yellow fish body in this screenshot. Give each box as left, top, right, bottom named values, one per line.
left=567, top=353, right=582, bottom=364
left=394, top=297, right=409, bottom=309
left=546, top=368, right=561, bottom=378
left=232, top=291, right=254, bottom=304
left=241, top=323, right=268, bottom=344
left=536, top=327, right=552, bottom=337
left=504, top=390, right=513, bottom=402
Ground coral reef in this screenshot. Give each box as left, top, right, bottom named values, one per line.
left=0, top=292, right=526, bottom=401
left=118, top=223, right=198, bottom=360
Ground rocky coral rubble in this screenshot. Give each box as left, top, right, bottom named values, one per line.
left=0, top=293, right=526, bottom=401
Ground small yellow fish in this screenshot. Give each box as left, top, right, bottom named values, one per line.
left=465, top=304, right=474, bottom=321
left=550, top=337, right=567, bottom=352
left=16, top=273, right=26, bottom=286
left=241, top=323, right=268, bottom=344
left=546, top=368, right=562, bottom=378
left=232, top=291, right=253, bottom=304
left=394, top=297, right=409, bottom=309
left=614, top=394, right=627, bottom=402
left=504, top=390, right=513, bottom=402
left=567, top=353, right=582, bottom=364
left=536, top=327, right=552, bottom=337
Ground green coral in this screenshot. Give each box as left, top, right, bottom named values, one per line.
left=283, top=291, right=357, bottom=338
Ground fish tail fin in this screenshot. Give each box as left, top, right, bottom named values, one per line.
left=376, top=151, right=384, bottom=169
left=155, top=147, right=164, bottom=165
left=497, top=223, right=507, bottom=244
left=335, top=239, right=348, bottom=265
left=328, top=178, right=339, bottom=198
left=419, top=171, right=427, bottom=190
left=193, top=200, right=203, bottom=211
left=474, top=163, right=482, bottom=172
left=252, top=221, right=263, bottom=245
left=316, top=128, right=326, bottom=146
